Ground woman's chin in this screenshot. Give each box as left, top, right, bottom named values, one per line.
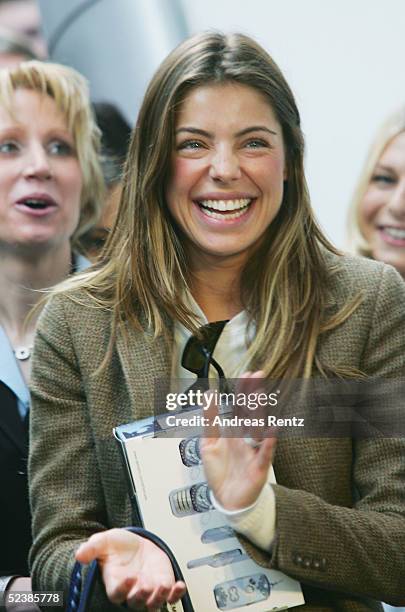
left=2, top=233, right=71, bottom=254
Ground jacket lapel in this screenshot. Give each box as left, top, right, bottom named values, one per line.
left=116, top=320, right=173, bottom=420
left=0, top=381, right=28, bottom=454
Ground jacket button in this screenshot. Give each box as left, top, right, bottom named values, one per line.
left=293, top=553, right=303, bottom=565
left=313, top=559, right=321, bottom=569
left=303, top=557, right=311, bottom=568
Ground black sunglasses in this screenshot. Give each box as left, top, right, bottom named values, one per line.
left=182, top=320, right=229, bottom=392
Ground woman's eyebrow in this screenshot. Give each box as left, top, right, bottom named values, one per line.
left=46, top=128, right=74, bottom=140
left=175, top=126, right=278, bottom=137
left=176, top=127, right=212, bottom=137
left=236, top=126, right=278, bottom=137
left=0, top=125, right=22, bottom=135
left=374, top=163, right=393, bottom=172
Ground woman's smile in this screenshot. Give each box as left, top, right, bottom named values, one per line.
left=193, top=194, right=256, bottom=223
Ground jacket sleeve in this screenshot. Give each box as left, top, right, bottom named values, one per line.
left=28, top=295, right=114, bottom=609
left=240, top=264, right=405, bottom=605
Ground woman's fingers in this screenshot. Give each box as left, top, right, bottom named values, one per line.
left=168, top=581, right=187, bottom=603
left=76, top=529, right=141, bottom=564
left=238, top=370, right=265, bottom=394
left=146, top=581, right=186, bottom=610
left=257, top=437, right=277, bottom=471
left=126, top=580, right=186, bottom=610
left=107, top=576, right=135, bottom=605
left=75, top=530, right=109, bottom=563
left=127, top=583, right=149, bottom=608
left=202, top=390, right=220, bottom=440
left=145, top=584, right=171, bottom=609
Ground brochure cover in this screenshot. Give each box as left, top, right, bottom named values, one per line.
left=114, top=414, right=304, bottom=611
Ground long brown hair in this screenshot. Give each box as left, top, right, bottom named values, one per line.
left=55, top=32, right=362, bottom=378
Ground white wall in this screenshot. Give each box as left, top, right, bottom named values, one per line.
left=180, top=0, right=405, bottom=247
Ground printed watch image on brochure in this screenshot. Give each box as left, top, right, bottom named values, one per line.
left=114, top=412, right=304, bottom=611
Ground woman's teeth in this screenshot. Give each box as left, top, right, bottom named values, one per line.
left=383, top=227, right=405, bottom=240
left=198, top=198, right=252, bottom=219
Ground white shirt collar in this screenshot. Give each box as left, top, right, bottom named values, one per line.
left=172, top=293, right=254, bottom=385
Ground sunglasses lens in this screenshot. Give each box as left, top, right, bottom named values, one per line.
left=182, top=338, right=207, bottom=375
left=181, top=320, right=228, bottom=378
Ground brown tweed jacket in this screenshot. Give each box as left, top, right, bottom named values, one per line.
left=29, top=253, right=405, bottom=611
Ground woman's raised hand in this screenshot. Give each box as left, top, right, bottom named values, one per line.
left=76, top=528, right=186, bottom=610
left=200, top=371, right=277, bottom=511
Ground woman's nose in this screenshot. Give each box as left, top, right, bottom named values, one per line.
left=209, top=146, right=241, bottom=182
left=22, top=144, right=52, bottom=180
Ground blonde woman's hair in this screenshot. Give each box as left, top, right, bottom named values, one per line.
left=0, top=60, right=104, bottom=246
left=347, top=106, right=405, bottom=257
left=54, top=31, right=362, bottom=379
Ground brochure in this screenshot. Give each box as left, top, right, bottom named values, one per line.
left=114, top=413, right=304, bottom=611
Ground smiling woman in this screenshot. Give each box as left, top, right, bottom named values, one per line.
left=0, top=60, right=103, bottom=609
left=28, top=33, right=405, bottom=611
left=166, top=82, right=286, bottom=287
left=348, top=106, right=405, bottom=278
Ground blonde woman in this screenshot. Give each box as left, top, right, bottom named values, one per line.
left=0, top=61, right=103, bottom=606
left=29, top=33, right=405, bottom=610
left=348, top=106, right=405, bottom=278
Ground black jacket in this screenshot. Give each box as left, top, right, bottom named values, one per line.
left=0, top=381, right=31, bottom=575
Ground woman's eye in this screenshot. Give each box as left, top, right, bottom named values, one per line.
left=48, top=140, right=74, bottom=156
left=244, top=138, right=269, bottom=149
left=177, top=140, right=205, bottom=151
left=371, top=174, right=396, bottom=186
left=0, top=141, right=19, bottom=154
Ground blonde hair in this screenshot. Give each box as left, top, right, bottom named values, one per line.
left=0, top=60, right=104, bottom=246
left=54, top=32, right=361, bottom=379
left=347, top=106, right=405, bottom=257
